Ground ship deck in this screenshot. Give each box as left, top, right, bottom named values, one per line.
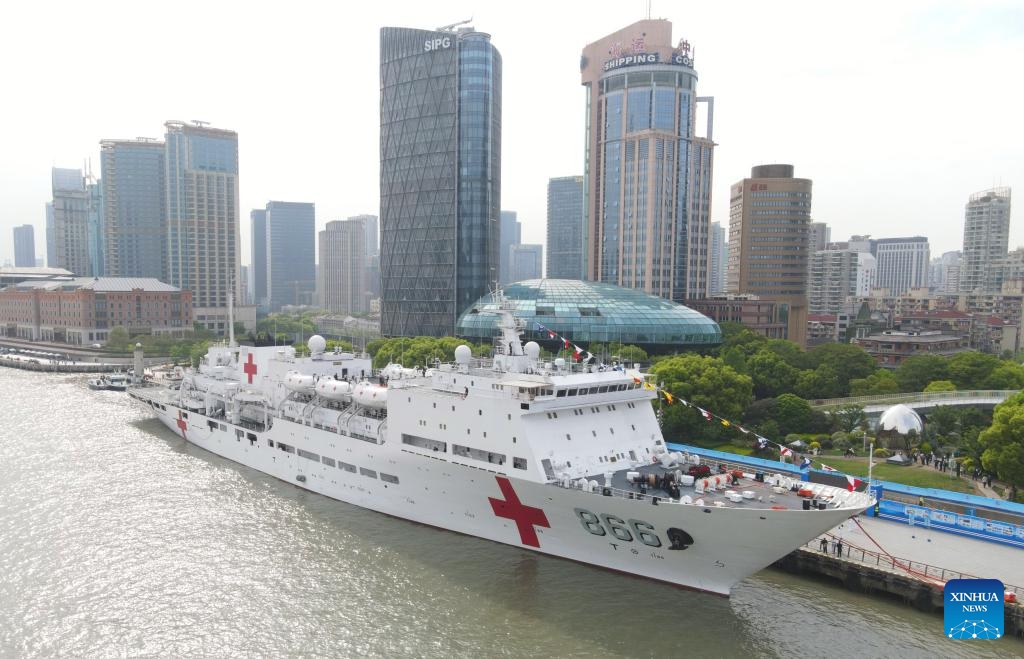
left=566, top=457, right=865, bottom=513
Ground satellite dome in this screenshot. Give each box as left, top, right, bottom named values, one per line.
left=454, top=345, right=472, bottom=364
left=524, top=341, right=540, bottom=359
left=877, top=404, right=923, bottom=435
left=307, top=335, right=327, bottom=354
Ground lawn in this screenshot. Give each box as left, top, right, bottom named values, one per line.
left=819, top=456, right=977, bottom=494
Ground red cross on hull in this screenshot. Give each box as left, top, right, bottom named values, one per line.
left=243, top=353, right=258, bottom=384
left=175, top=411, right=188, bottom=439
left=489, top=476, right=550, bottom=548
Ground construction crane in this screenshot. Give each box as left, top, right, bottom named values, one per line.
left=436, top=18, right=472, bottom=32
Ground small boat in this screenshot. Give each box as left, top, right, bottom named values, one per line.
left=88, top=373, right=129, bottom=391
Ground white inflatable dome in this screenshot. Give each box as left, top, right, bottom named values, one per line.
left=307, top=335, right=327, bottom=354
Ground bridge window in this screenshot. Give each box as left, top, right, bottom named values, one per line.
left=513, top=457, right=528, bottom=470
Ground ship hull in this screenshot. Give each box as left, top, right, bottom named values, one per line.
left=137, top=396, right=863, bottom=596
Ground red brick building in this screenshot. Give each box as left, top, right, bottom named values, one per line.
left=0, top=277, right=192, bottom=345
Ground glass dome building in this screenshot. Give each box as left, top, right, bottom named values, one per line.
left=456, top=279, right=721, bottom=351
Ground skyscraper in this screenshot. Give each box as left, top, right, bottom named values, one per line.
left=727, top=164, right=812, bottom=346
left=100, top=138, right=165, bottom=279
left=546, top=176, right=584, bottom=280
left=709, top=221, right=727, bottom=295
left=13, top=225, right=35, bottom=267
left=265, top=201, right=315, bottom=310
left=380, top=25, right=501, bottom=337
left=808, top=250, right=875, bottom=315
left=348, top=213, right=379, bottom=261
left=581, top=19, right=715, bottom=302
left=250, top=209, right=267, bottom=308
left=164, top=121, right=239, bottom=333
left=874, top=237, right=929, bottom=295
left=509, top=244, right=543, bottom=282
left=960, top=187, right=1011, bottom=293
left=319, top=219, right=367, bottom=314
left=499, top=210, right=521, bottom=284
left=50, top=167, right=94, bottom=276
left=45, top=202, right=55, bottom=267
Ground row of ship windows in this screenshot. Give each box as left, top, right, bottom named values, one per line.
left=273, top=440, right=399, bottom=484
left=401, top=433, right=528, bottom=470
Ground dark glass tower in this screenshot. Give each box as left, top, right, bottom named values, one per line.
left=380, top=26, right=501, bottom=337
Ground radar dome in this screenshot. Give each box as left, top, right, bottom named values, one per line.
left=454, top=345, right=472, bottom=364
left=307, top=335, right=327, bottom=354
left=554, top=357, right=566, bottom=368
left=524, top=341, right=540, bottom=359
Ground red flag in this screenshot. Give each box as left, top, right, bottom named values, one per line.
left=547, top=330, right=557, bottom=339
left=562, top=338, right=571, bottom=349
left=846, top=476, right=863, bottom=492
left=572, top=346, right=583, bottom=362
left=699, top=408, right=712, bottom=421
left=780, top=446, right=793, bottom=457
left=820, top=463, right=838, bottom=473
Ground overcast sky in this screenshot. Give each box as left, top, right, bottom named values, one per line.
left=0, top=1, right=1021, bottom=269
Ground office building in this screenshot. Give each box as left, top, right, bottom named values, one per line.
left=45, top=203, right=55, bottom=268
left=265, top=201, right=315, bottom=310
left=546, top=176, right=584, bottom=280
left=509, top=244, right=543, bottom=282
left=380, top=25, right=501, bottom=336
left=164, top=120, right=240, bottom=333
left=13, top=225, right=35, bottom=268
left=960, top=187, right=1011, bottom=293
left=499, top=210, right=521, bottom=285
left=874, top=237, right=929, bottom=295
left=319, top=219, right=367, bottom=314
left=348, top=214, right=379, bottom=261
left=929, top=251, right=961, bottom=293
left=726, top=164, right=812, bottom=346
left=250, top=209, right=267, bottom=308
left=97, top=139, right=164, bottom=279
left=50, top=167, right=94, bottom=276
left=581, top=19, right=715, bottom=302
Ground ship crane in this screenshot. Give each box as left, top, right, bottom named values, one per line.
left=436, top=18, right=472, bottom=32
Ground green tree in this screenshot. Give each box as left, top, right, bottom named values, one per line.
left=108, top=326, right=129, bottom=349
left=849, top=369, right=900, bottom=396
left=747, top=349, right=800, bottom=399
left=983, top=362, right=1024, bottom=390
left=169, top=343, right=190, bottom=365
left=829, top=405, right=867, bottom=433
left=775, top=393, right=813, bottom=435
left=923, top=380, right=956, bottom=392
left=948, top=351, right=1002, bottom=389
left=794, top=363, right=843, bottom=400
left=764, top=338, right=808, bottom=370
left=979, top=392, right=1024, bottom=500
left=807, top=343, right=877, bottom=390
left=650, top=355, right=753, bottom=443
left=895, top=355, right=950, bottom=392
left=189, top=341, right=211, bottom=368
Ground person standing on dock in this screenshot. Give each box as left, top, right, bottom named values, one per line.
left=820, top=537, right=828, bottom=553
left=835, top=537, right=843, bottom=557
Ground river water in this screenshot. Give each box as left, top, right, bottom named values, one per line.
left=0, top=369, right=1017, bottom=658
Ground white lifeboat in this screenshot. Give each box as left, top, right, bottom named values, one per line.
left=316, top=379, right=353, bottom=402
left=352, top=381, right=388, bottom=409
left=284, top=371, right=315, bottom=394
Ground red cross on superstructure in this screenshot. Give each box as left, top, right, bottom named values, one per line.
left=243, top=353, right=258, bottom=384
left=489, top=476, right=550, bottom=548
left=176, top=411, right=188, bottom=439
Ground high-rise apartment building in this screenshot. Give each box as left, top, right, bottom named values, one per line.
left=100, top=138, right=165, bottom=279
left=499, top=210, right=521, bottom=285
left=45, top=202, right=55, bottom=267
left=50, top=167, right=94, bottom=276
left=250, top=209, right=267, bottom=308
left=546, top=176, right=584, bottom=280
left=380, top=25, right=501, bottom=337
left=808, top=249, right=875, bottom=315
left=164, top=121, right=239, bottom=332
left=874, top=237, right=929, bottom=295
left=13, top=225, right=35, bottom=267
left=929, top=250, right=961, bottom=293
left=960, top=187, right=1011, bottom=293
left=581, top=19, right=714, bottom=302
left=709, top=221, right=727, bottom=295
left=348, top=214, right=379, bottom=261
left=265, top=201, right=315, bottom=310
left=727, top=164, right=812, bottom=346
left=319, top=219, right=367, bottom=314
left=509, top=244, right=543, bottom=282
left=808, top=222, right=830, bottom=256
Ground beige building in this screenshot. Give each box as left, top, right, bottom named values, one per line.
left=727, top=164, right=812, bottom=346
left=580, top=19, right=714, bottom=303
left=319, top=219, right=367, bottom=314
